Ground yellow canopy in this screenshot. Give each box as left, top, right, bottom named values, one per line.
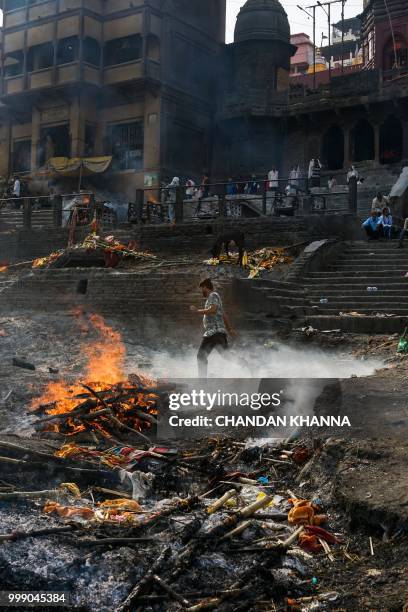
left=47, top=156, right=112, bottom=177
left=30, top=156, right=112, bottom=179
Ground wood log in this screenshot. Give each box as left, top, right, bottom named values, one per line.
left=0, top=489, right=61, bottom=501
left=0, top=526, right=74, bottom=542
left=152, top=575, right=191, bottom=608
left=74, top=537, right=156, bottom=547
left=35, top=400, right=98, bottom=424
left=115, top=547, right=171, bottom=612
left=82, top=385, right=151, bottom=444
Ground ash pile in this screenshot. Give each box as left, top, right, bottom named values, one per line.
left=0, top=432, right=342, bottom=612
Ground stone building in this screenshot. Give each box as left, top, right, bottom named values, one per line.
left=0, top=0, right=407, bottom=198
left=0, top=0, right=226, bottom=197
left=283, top=0, right=408, bottom=176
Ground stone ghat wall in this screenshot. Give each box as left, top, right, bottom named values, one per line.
left=0, top=270, right=241, bottom=342
left=0, top=215, right=361, bottom=263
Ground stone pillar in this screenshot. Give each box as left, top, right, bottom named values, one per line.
left=53, top=195, right=63, bottom=228
left=175, top=186, right=183, bottom=223
left=374, top=123, right=380, bottom=164
left=343, top=126, right=351, bottom=168
left=348, top=176, right=358, bottom=213
left=94, top=120, right=106, bottom=157
left=31, top=108, right=41, bottom=170
left=144, top=92, right=160, bottom=176
left=70, top=95, right=85, bottom=158
left=135, top=189, right=144, bottom=224
left=402, top=121, right=408, bottom=160
left=23, top=198, right=32, bottom=229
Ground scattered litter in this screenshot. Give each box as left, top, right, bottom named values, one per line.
left=32, top=234, right=156, bottom=269
left=205, top=247, right=293, bottom=279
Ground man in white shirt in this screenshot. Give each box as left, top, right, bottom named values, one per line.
left=185, top=179, right=195, bottom=199
left=268, top=168, right=279, bottom=190
left=13, top=176, right=21, bottom=197
left=347, top=165, right=359, bottom=184
left=372, top=192, right=389, bottom=214
left=12, top=176, right=21, bottom=209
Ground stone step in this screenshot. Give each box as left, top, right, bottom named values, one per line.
left=339, top=256, right=408, bottom=263
left=311, top=301, right=408, bottom=309
left=307, top=288, right=408, bottom=296
left=344, top=247, right=405, bottom=254
left=329, top=267, right=408, bottom=273
left=304, top=271, right=408, bottom=278
left=308, top=307, right=408, bottom=315
left=311, top=295, right=408, bottom=303
left=252, top=286, right=307, bottom=299
left=304, top=315, right=407, bottom=334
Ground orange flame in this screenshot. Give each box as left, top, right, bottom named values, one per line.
left=0, top=266, right=7, bottom=273
left=31, top=312, right=126, bottom=416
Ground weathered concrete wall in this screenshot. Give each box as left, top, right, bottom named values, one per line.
left=0, top=269, right=241, bottom=343
left=286, top=239, right=345, bottom=281
left=0, top=215, right=363, bottom=263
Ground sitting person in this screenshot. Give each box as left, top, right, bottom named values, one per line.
left=372, top=192, right=389, bottom=215
left=378, top=207, right=393, bottom=240
left=398, top=218, right=408, bottom=248
left=362, top=211, right=381, bottom=240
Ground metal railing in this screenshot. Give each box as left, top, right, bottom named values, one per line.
left=131, top=178, right=356, bottom=225
left=0, top=192, right=94, bottom=230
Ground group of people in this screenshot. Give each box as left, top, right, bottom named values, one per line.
left=162, top=175, right=211, bottom=223
left=0, top=175, right=24, bottom=209
left=362, top=192, right=393, bottom=240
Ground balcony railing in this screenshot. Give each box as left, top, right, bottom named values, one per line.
left=3, top=0, right=104, bottom=28
left=1, top=58, right=161, bottom=97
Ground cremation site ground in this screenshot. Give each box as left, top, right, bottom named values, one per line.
left=0, top=261, right=407, bottom=612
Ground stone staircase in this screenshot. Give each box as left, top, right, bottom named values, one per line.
left=233, top=278, right=312, bottom=330
left=0, top=207, right=54, bottom=230
left=302, top=241, right=408, bottom=333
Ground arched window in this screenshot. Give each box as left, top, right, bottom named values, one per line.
left=351, top=119, right=374, bottom=162
left=322, top=124, right=344, bottom=170
left=383, top=34, right=408, bottom=70
left=380, top=115, right=402, bottom=164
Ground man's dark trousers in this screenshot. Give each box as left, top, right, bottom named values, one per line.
left=197, top=333, right=228, bottom=378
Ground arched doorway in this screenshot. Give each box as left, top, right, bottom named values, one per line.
left=351, top=119, right=375, bottom=162
left=383, top=35, right=408, bottom=70
left=380, top=115, right=403, bottom=164
left=322, top=124, right=344, bottom=170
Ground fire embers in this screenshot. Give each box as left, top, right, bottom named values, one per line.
left=31, top=377, right=159, bottom=441
left=30, top=311, right=159, bottom=441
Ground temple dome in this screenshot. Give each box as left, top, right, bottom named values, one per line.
left=234, top=0, right=291, bottom=44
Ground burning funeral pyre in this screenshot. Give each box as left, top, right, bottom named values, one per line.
left=0, top=312, right=406, bottom=610
left=30, top=311, right=159, bottom=443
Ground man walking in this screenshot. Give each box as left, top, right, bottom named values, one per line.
left=190, top=278, right=236, bottom=378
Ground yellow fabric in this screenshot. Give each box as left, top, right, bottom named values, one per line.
left=31, top=156, right=112, bottom=179
left=48, top=156, right=112, bottom=177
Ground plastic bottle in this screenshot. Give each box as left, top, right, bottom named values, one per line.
left=320, top=298, right=328, bottom=304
